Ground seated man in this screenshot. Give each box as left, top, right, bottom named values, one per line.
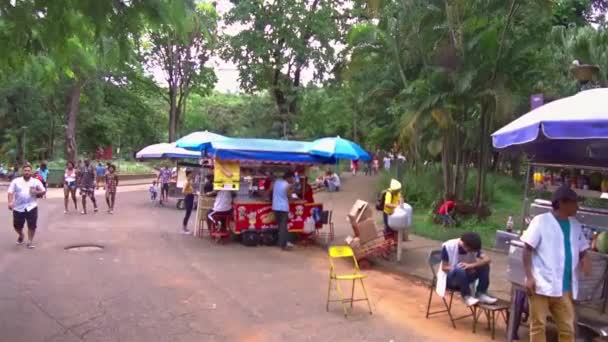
left=206, top=189, right=234, bottom=231
left=323, top=170, right=341, bottom=192
left=435, top=232, right=497, bottom=306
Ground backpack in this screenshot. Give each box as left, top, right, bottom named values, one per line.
left=375, top=190, right=388, bottom=211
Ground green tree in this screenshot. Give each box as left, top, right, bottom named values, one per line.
left=144, top=1, right=219, bottom=142
left=0, top=0, right=176, bottom=161
left=222, top=0, right=350, bottom=137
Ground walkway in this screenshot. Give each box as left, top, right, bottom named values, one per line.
left=0, top=183, right=503, bottom=341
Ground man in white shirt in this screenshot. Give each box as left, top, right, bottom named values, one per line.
left=383, top=156, right=391, bottom=170
left=522, top=186, right=590, bottom=342
left=207, top=190, right=234, bottom=231
left=436, top=232, right=497, bottom=306
left=7, top=164, right=46, bottom=248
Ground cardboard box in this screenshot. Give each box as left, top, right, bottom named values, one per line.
left=348, top=200, right=373, bottom=224
left=356, top=218, right=380, bottom=245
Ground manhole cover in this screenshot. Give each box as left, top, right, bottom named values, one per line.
left=65, top=244, right=104, bottom=252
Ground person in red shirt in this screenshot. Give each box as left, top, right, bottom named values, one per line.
left=303, top=180, right=314, bottom=203
left=438, top=193, right=456, bottom=226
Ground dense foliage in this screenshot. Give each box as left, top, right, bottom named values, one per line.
left=1, top=0, right=607, bottom=210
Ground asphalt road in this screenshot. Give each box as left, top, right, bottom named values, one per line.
left=0, top=188, right=498, bottom=342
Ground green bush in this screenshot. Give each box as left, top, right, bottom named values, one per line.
left=377, top=164, right=443, bottom=208
left=378, top=166, right=526, bottom=246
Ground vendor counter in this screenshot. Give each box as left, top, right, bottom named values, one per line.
left=233, top=199, right=322, bottom=233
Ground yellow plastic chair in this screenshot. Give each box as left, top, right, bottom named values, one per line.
left=326, top=245, right=373, bottom=317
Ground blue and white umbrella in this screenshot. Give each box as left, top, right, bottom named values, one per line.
left=135, top=143, right=200, bottom=159
left=175, top=130, right=227, bottom=152
left=492, top=88, right=608, bottom=166
left=308, top=136, right=371, bottom=161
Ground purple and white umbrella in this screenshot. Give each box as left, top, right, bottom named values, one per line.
left=492, top=88, right=608, bottom=166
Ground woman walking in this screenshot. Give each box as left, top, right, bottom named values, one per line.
left=105, top=164, right=119, bottom=214
left=181, top=170, right=195, bottom=234
left=63, top=161, right=78, bottom=214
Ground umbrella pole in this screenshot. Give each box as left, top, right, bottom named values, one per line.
left=520, top=164, right=531, bottom=232
left=195, top=150, right=207, bottom=235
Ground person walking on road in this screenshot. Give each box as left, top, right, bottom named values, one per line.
left=96, top=162, right=106, bottom=190
left=36, top=162, right=49, bottom=192
left=63, top=161, right=78, bottom=213
left=78, top=159, right=98, bottom=214
left=180, top=170, right=195, bottom=234
left=272, top=172, right=294, bottom=250
left=522, top=186, right=591, bottom=342
left=157, top=166, right=172, bottom=205
left=104, top=164, right=119, bottom=214
left=7, top=164, right=46, bottom=249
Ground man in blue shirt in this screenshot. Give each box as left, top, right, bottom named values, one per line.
left=95, top=162, right=106, bottom=190
left=272, top=172, right=294, bottom=250
left=36, top=162, right=49, bottom=190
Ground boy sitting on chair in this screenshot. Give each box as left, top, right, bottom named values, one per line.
left=436, top=232, right=498, bottom=306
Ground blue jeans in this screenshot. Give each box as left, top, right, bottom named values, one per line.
left=383, top=213, right=391, bottom=235
left=447, top=264, right=490, bottom=297
left=275, top=211, right=289, bottom=248
left=440, top=214, right=454, bottom=226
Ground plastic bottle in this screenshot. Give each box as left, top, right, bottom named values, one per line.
left=506, top=216, right=514, bottom=233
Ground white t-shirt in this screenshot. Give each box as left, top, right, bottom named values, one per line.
left=8, top=177, right=45, bottom=212
left=521, top=212, right=589, bottom=299
left=213, top=190, right=233, bottom=212
left=330, top=173, right=341, bottom=188
left=383, top=157, right=391, bottom=169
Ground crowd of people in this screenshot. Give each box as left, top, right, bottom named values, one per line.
left=347, top=150, right=407, bottom=177
left=5, top=160, right=121, bottom=249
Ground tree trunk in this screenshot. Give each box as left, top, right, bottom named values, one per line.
left=272, top=88, right=290, bottom=139
left=459, top=152, right=470, bottom=201
left=475, top=104, right=491, bottom=208
left=168, top=89, right=178, bottom=142
left=65, top=80, right=81, bottom=162
left=511, top=153, right=522, bottom=179
left=441, top=132, right=453, bottom=198
left=490, top=151, right=500, bottom=172
left=49, top=115, right=55, bottom=160
left=453, top=138, right=462, bottom=197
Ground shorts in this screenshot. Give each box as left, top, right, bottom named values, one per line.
left=13, top=207, right=38, bottom=230
left=65, top=181, right=77, bottom=190
left=80, top=187, right=95, bottom=196
left=161, top=183, right=170, bottom=192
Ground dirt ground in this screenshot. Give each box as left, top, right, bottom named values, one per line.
left=0, top=175, right=509, bottom=341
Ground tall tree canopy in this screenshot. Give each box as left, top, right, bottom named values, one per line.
left=222, top=0, right=350, bottom=137
left=145, top=1, right=219, bottom=142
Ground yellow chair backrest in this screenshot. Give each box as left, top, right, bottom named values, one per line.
left=329, top=245, right=354, bottom=259
left=328, top=245, right=362, bottom=273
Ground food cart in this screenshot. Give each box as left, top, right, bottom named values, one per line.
left=491, top=88, right=608, bottom=341
left=177, top=137, right=336, bottom=244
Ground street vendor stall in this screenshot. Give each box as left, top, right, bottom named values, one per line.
left=492, top=88, right=608, bottom=341
left=176, top=136, right=336, bottom=244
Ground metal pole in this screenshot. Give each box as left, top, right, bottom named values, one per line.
left=195, top=149, right=208, bottom=234
left=520, top=164, right=532, bottom=231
